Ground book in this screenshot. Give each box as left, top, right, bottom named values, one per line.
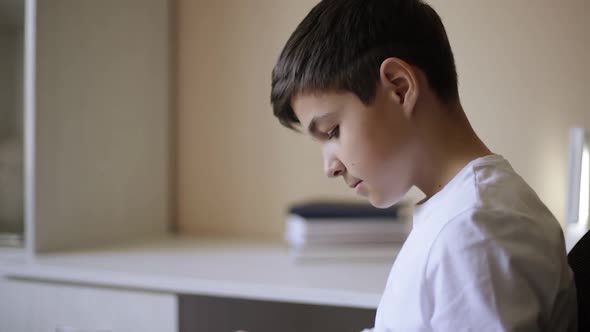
left=286, top=214, right=410, bottom=235
left=284, top=202, right=410, bottom=260
left=288, top=201, right=401, bottom=219
left=285, top=214, right=410, bottom=247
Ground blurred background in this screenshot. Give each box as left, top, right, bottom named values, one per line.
left=177, top=0, right=590, bottom=238
left=0, top=0, right=588, bottom=246
left=0, top=0, right=23, bottom=244
left=0, top=1, right=589, bottom=331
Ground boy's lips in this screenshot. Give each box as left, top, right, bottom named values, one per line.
left=349, top=180, right=363, bottom=189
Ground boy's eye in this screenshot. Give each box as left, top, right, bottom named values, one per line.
left=327, top=126, right=340, bottom=140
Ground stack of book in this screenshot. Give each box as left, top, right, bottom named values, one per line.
left=285, top=202, right=410, bottom=261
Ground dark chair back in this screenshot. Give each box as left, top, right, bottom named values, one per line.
left=568, top=230, right=590, bottom=331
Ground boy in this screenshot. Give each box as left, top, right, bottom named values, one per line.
left=270, top=0, right=578, bottom=331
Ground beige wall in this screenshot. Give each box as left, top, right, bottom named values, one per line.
left=177, top=0, right=590, bottom=238
left=431, top=0, right=590, bottom=226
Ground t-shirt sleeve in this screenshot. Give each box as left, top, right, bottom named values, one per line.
left=425, top=208, right=560, bottom=331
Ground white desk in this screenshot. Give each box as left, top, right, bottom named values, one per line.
left=0, top=236, right=393, bottom=332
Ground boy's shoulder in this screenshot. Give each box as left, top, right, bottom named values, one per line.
left=417, top=154, right=565, bottom=271
left=413, top=155, right=531, bottom=232
left=426, top=154, right=567, bottom=276
left=435, top=154, right=557, bottom=228
left=471, top=154, right=548, bottom=214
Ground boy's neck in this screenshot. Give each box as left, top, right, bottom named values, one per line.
left=412, top=101, right=492, bottom=202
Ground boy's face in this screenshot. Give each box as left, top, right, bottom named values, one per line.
left=292, top=84, right=416, bottom=208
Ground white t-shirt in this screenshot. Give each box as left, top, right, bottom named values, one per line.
left=368, top=154, right=577, bottom=332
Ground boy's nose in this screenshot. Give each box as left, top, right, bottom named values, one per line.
left=324, top=158, right=345, bottom=178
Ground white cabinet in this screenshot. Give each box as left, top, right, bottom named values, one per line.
left=1, top=0, right=175, bottom=326
left=20, top=0, right=172, bottom=254
left=0, top=278, right=177, bottom=332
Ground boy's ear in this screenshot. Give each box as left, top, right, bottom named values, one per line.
left=379, top=57, right=419, bottom=117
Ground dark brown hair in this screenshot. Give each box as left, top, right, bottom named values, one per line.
left=270, top=0, right=458, bottom=129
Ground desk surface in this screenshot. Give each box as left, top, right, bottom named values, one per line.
left=0, top=236, right=394, bottom=309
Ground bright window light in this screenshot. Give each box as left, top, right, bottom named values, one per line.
left=580, top=145, right=589, bottom=228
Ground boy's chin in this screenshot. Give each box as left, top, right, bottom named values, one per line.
left=367, top=195, right=402, bottom=209
left=367, top=189, right=408, bottom=208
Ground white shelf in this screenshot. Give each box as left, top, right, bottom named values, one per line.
left=0, top=247, right=27, bottom=266
left=0, top=235, right=393, bottom=309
